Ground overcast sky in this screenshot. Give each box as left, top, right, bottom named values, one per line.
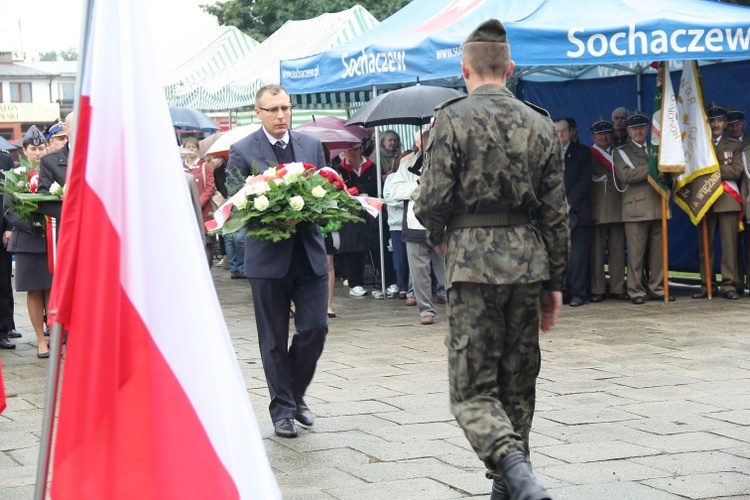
left=0, top=0, right=220, bottom=60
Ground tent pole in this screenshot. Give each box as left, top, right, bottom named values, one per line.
left=637, top=70, right=643, bottom=111
left=372, top=85, right=386, bottom=298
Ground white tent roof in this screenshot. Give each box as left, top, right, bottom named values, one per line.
left=159, top=26, right=260, bottom=106
left=168, top=6, right=378, bottom=110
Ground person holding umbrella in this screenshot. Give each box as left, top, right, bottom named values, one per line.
left=414, top=19, right=566, bottom=500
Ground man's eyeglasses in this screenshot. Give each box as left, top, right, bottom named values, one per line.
left=257, top=105, right=293, bottom=114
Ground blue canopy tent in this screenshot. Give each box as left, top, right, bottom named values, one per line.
left=281, top=0, right=750, bottom=272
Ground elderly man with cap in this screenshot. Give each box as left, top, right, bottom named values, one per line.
left=692, top=103, right=744, bottom=300
left=726, top=109, right=750, bottom=294
left=38, top=112, right=74, bottom=220
left=414, top=18, right=565, bottom=500
left=588, top=117, right=627, bottom=302
left=614, top=111, right=673, bottom=304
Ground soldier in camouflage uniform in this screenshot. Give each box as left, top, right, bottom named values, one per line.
left=413, top=19, right=568, bottom=500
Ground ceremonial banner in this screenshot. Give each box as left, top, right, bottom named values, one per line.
left=648, top=61, right=683, bottom=200
left=48, top=0, right=280, bottom=498
left=673, top=61, right=722, bottom=224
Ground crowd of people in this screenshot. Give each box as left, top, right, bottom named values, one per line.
left=556, top=102, right=750, bottom=306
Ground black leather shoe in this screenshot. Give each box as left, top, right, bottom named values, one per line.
left=0, top=338, right=16, bottom=349
left=7, top=329, right=21, bottom=338
left=723, top=290, right=740, bottom=300
left=490, top=478, right=510, bottom=500
left=631, top=296, right=646, bottom=305
left=590, top=294, right=604, bottom=303
left=294, top=399, right=314, bottom=427
left=498, top=451, right=551, bottom=500
left=612, top=292, right=630, bottom=301
left=273, top=418, right=298, bottom=438
left=569, top=296, right=585, bottom=307
left=692, top=289, right=708, bottom=299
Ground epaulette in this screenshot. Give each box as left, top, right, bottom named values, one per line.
left=434, top=94, right=468, bottom=111
left=522, top=100, right=550, bottom=117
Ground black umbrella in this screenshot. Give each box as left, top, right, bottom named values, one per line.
left=168, top=106, right=220, bottom=132
left=346, top=85, right=466, bottom=127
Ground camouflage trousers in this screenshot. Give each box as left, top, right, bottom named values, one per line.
left=446, top=281, right=542, bottom=477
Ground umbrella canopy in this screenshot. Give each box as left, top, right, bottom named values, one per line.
left=205, top=124, right=261, bottom=156
left=168, top=106, right=220, bottom=132
left=296, top=115, right=368, bottom=157
left=347, top=85, right=466, bottom=127
left=199, top=131, right=224, bottom=157
left=0, top=137, right=18, bottom=151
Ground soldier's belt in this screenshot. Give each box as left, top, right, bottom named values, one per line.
left=447, top=212, right=530, bottom=231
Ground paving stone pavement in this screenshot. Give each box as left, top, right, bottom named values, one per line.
left=1, top=269, right=750, bottom=499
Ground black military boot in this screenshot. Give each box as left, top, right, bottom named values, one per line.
left=490, top=478, right=510, bottom=500
left=498, top=451, right=551, bottom=500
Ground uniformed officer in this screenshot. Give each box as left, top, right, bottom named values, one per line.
left=588, top=118, right=627, bottom=302
left=614, top=111, right=673, bottom=304
left=692, top=103, right=743, bottom=300
left=414, top=19, right=567, bottom=500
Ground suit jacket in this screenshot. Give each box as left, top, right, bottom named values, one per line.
left=227, top=128, right=327, bottom=279
left=712, top=137, right=743, bottom=213
left=613, top=141, right=662, bottom=222
left=563, top=140, right=592, bottom=226
left=589, top=145, right=622, bottom=225
left=38, top=146, right=69, bottom=219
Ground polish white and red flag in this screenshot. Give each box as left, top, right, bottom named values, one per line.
left=48, top=0, right=280, bottom=498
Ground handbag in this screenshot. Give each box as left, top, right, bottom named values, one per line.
left=201, top=163, right=226, bottom=212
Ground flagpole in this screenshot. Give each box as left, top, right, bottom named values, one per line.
left=661, top=196, right=669, bottom=304
left=702, top=218, right=713, bottom=300
left=34, top=0, right=95, bottom=497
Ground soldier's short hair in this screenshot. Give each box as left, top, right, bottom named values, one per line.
left=463, top=42, right=511, bottom=78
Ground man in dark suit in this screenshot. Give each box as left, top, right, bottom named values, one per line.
left=554, top=118, right=592, bottom=307
left=227, top=84, right=328, bottom=438
left=0, top=149, right=19, bottom=349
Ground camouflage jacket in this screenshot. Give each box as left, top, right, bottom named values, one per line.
left=413, top=84, right=569, bottom=290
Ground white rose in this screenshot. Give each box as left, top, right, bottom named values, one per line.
left=262, top=167, right=277, bottom=178
left=50, top=181, right=63, bottom=195
left=234, top=195, right=248, bottom=210
left=254, top=195, right=270, bottom=211
left=282, top=163, right=306, bottom=182
left=289, top=195, right=305, bottom=211
left=252, top=181, right=270, bottom=195
left=17, top=180, right=26, bottom=188
left=311, top=185, right=327, bottom=198
left=13, top=167, right=25, bottom=175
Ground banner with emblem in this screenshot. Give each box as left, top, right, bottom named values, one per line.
left=648, top=61, right=684, bottom=200
left=672, top=61, right=722, bottom=225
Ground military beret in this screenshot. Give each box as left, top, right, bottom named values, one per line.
left=726, top=109, right=745, bottom=124
left=23, top=125, right=45, bottom=146
left=465, top=19, right=507, bottom=44
left=706, top=103, right=728, bottom=119
left=589, top=117, right=614, bottom=134
left=626, top=111, right=649, bottom=128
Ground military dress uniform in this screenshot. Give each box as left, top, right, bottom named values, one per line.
left=695, top=135, right=744, bottom=298
left=613, top=117, right=667, bottom=303
left=588, top=122, right=626, bottom=300
left=414, top=81, right=568, bottom=474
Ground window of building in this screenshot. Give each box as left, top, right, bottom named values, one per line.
left=10, top=83, right=32, bottom=103
left=59, top=82, right=75, bottom=102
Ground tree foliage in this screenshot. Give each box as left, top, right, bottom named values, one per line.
left=37, top=48, right=78, bottom=62
left=200, top=0, right=410, bottom=41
